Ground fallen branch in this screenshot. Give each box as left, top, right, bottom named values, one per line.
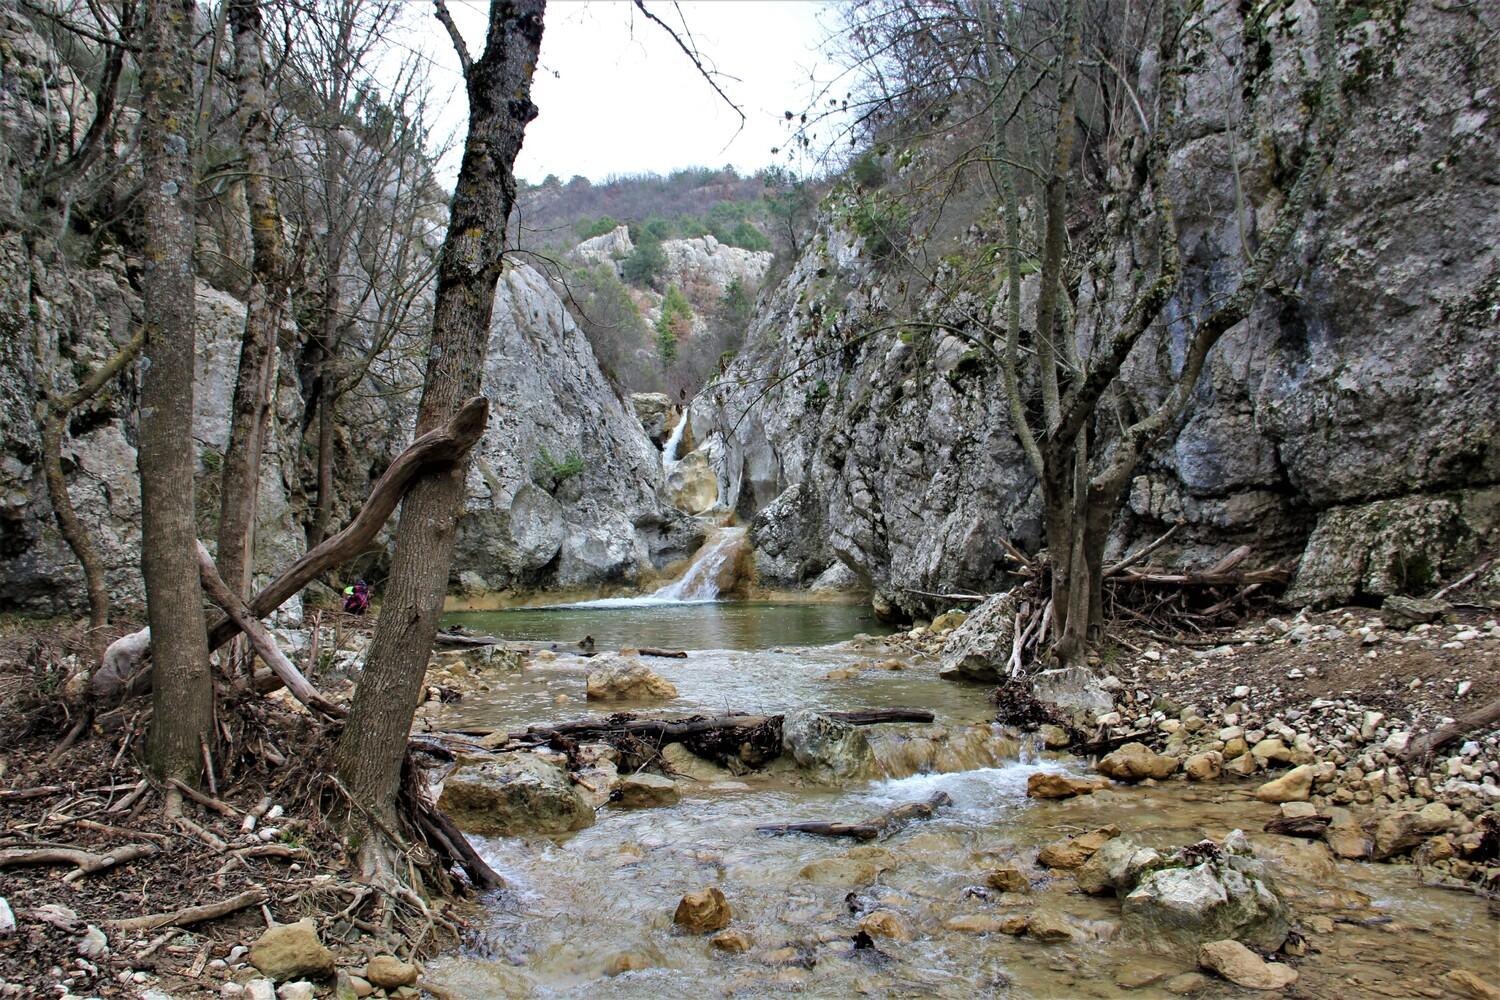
left=0, top=842, right=157, bottom=879
left=1402, top=697, right=1500, bottom=763
left=168, top=777, right=238, bottom=818
left=1263, top=815, right=1332, bottom=838
left=194, top=541, right=346, bottom=719
left=636, top=647, right=688, bottom=658
left=1105, top=524, right=1181, bottom=576
left=108, top=887, right=268, bottom=932
left=757, top=791, right=953, bottom=841
left=1432, top=554, right=1496, bottom=601
left=493, top=707, right=935, bottom=747
left=433, top=632, right=503, bottom=648
left=0, top=785, right=65, bottom=801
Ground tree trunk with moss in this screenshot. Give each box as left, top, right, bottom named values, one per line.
left=138, top=0, right=214, bottom=793
left=335, top=0, right=544, bottom=878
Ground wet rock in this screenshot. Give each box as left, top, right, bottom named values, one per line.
left=1379, top=594, right=1450, bottom=629
left=748, top=483, right=828, bottom=585
left=1197, top=939, right=1298, bottom=990
left=1123, top=863, right=1289, bottom=952
left=1098, top=743, right=1180, bottom=782
left=1368, top=808, right=1449, bottom=859
left=1026, top=911, right=1076, bottom=943
left=660, top=743, right=733, bottom=782
left=1162, top=972, right=1210, bottom=995
left=798, top=858, right=880, bottom=887
left=249, top=919, right=335, bottom=982
left=1183, top=752, right=1222, bottom=782
left=585, top=655, right=679, bottom=701
left=1255, top=764, right=1316, bottom=803
left=781, top=710, right=873, bottom=780
left=1442, top=970, right=1500, bottom=1000
left=1038, top=826, right=1120, bottom=869
left=858, top=910, right=909, bottom=940
left=665, top=447, right=721, bottom=514
left=438, top=753, right=595, bottom=836
left=616, top=773, right=680, bottom=809
left=1027, top=772, right=1105, bottom=799
left=363, top=956, right=417, bottom=990
left=944, top=914, right=1025, bottom=935
left=674, top=887, right=732, bottom=933
left=1075, top=839, right=1164, bottom=896
left=631, top=392, right=676, bottom=446
left=985, top=867, right=1030, bottom=893
left=930, top=610, right=968, bottom=633
left=1037, top=724, right=1072, bottom=749
left=605, top=951, right=655, bottom=975
left=711, top=929, right=753, bottom=954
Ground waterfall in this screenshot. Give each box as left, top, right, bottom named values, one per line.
left=560, top=527, right=746, bottom=608
left=661, top=412, right=688, bottom=469
left=652, top=527, right=746, bottom=601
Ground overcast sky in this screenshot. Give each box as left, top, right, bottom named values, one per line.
left=421, top=1, right=839, bottom=185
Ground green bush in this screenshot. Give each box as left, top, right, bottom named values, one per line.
left=533, top=446, right=585, bottom=489
left=847, top=150, right=886, bottom=190
left=727, top=221, right=770, bottom=252
left=842, top=192, right=910, bottom=263
left=622, top=238, right=666, bottom=287
left=575, top=216, right=620, bottom=240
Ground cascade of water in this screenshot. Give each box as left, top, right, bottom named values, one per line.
left=651, top=527, right=746, bottom=601
left=660, top=411, right=688, bottom=469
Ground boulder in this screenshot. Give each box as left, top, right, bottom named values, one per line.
left=1074, top=838, right=1164, bottom=896
left=1379, top=594, right=1451, bottom=629
left=930, top=610, right=968, bottom=633
left=585, top=655, right=679, bottom=701
left=1123, top=863, right=1290, bottom=953
left=664, top=448, right=720, bottom=514
left=1184, top=752, right=1223, bottom=782
left=937, top=592, right=1019, bottom=680
left=1368, top=808, right=1449, bottom=859
left=1031, top=667, right=1115, bottom=721
left=438, top=753, right=595, bottom=836
left=673, top=887, right=732, bottom=933
left=748, top=483, right=828, bottom=585
left=631, top=392, right=676, bottom=446
left=1255, top=764, right=1316, bottom=803
left=1442, top=970, right=1500, bottom=1000
left=249, top=919, right=335, bottom=982
left=1038, top=826, right=1119, bottom=869
left=858, top=910, right=910, bottom=940
left=710, top=929, right=753, bottom=954
left=984, top=867, right=1030, bottom=893
left=615, top=772, right=680, bottom=809
left=1198, top=939, right=1298, bottom=990
left=781, top=710, right=873, bottom=780
left=1026, top=911, right=1076, bottom=943
left=1027, top=772, right=1105, bottom=799
left=797, top=858, right=880, bottom=887
left=1037, top=724, right=1072, bottom=749
left=1098, top=742, right=1180, bottom=782
left=362, top=956, right=417, bottom=990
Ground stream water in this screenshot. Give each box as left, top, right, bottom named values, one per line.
left=428, top=595, right=1499, bottom=998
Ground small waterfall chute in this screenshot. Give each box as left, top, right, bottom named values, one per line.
left=560, top=527, right=746, bottom=608
left=661, top=411, right=688, bottom=469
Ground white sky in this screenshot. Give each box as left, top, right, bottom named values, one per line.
left=420, top=1, right=840, bottom=185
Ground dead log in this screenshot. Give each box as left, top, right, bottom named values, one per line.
left=194, top=541, right=346, bottom=719
left=433, top=632, right=503, bottom=648
left=1263, top=815, right=1332, bottom=838
left=826, top=709, right=935, bottom=725
left=636, top=647, right=689, bottom=658
left=1403, top=697, right=1500, bottom=763
left=757, top=791, right=953, bottom=841
left=108, top=888, right=268, bottom=932
left=0, top=843, right=157, bottom=877
left=494, top=707, right=935, bottom=746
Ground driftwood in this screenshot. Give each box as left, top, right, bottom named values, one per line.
left=433, top=632, right=503, bottom=648
left=1403, top=698, right=1500, bottom=763
left=195, top=541, right=346, bottom=718
left=636, top=647, right=688, bottom=658
left=108, top=888, right=268, bottom=932
left=91, top=399, right=488, bottom=699
left=757, top=791, right=953, bottom=841
left=0, top=843, right=157, bottom=878
left=1263, top=815, right=1332, bottom=838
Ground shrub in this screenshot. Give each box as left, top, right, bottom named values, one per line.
left=621, top=237, right=666, bottom=287
left=533, top=445, right=585, bottom=490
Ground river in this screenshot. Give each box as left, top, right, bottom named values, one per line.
left=423, top=596, right=1498, bottom=998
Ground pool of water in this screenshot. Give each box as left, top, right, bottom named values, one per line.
left=443, top=600, right=893, bottom=652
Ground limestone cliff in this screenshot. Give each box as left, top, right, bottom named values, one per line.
left=692, top=1, right=1499, bottom=611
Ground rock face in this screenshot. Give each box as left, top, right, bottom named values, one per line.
left=687, top=3, right=1499, bottom=614
left=585, top=655, right=679, bottom=702
left=454, top=265, right=702, bottom=593
left=437, top=753, right=595, bottom=836
left=748, top=483, right=831, bottom=586
left=249, top=920, right=335, bottom=982
left=780, top=710, right=874, bottom=780
left=937, top=593, right=1018, bottom=680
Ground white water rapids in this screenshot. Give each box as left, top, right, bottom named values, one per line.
left=562, top=527, right=747, bottom=609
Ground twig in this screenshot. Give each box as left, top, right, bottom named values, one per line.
left=999, top=537, right=1036, bottom=573
left=173, top=815, right=228, bottom=852
left=0, top=786, right=65, bottom=801
left=1105, top=523, right=1181, bottom=576
left=1433, top=554, right=1497, bottom=601
left=241, top=796, right=273, bottom=834
left=106, top=779, right=150, bottom=815
left=200, top=736, right=218, bottom=798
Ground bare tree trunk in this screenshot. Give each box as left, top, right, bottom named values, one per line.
left=37, top=331, right=144, bottom=634
left=217, top=0, right=289, bottom=601
left=335, top=0, right=544, bottom=876
left=309, top=377, right=336, bottom=548
left=137, top=0, right=213, bottom=795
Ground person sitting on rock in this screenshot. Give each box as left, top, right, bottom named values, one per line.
left=343, top=579, right=371, bottom=615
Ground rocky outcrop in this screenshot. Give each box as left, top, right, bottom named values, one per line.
left=690, top=3, right=1499, bottom=614
left=748, top=483, right=831, bottom=586
left=1121, top=849, right=1290, bottom=954
left=452, top=264, right=703, bottom=593
left=781, top=709, right=873, bottom=781
left=584, top=655, right=679, bottom=702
